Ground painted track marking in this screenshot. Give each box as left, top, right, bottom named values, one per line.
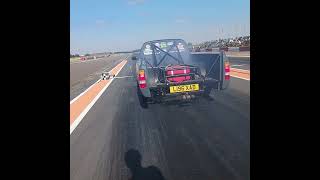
left=230, top=68, right=250, bottom=81
left=70, top=60, right=127, bottom=134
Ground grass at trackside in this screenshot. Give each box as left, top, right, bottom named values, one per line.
left=70, top=54, right=115, bottom=63
left=70, top=57, right=81, bottom=62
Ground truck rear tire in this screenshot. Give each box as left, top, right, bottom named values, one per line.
left=203, top=85, right=212, bottom=96
left=203, top=86, right=214, bottom=101
left=137, top=83, right=148, bottom=108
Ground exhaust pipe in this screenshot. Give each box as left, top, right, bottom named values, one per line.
left=186, top=94, right=191, bottom=99
left=182, top=95, right=187, bottom=100
left=181, top=94, right=194, bottom=100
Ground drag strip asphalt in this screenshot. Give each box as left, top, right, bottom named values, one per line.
left=70, top=54, right=128, bottom=100
left=228, top=56, right=250, bottom=71
left=70, top=60, right=128, bottom=134
left=70, top=58, right=250, bottom=180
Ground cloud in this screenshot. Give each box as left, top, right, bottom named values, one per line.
left=127, top=0, right=145, bottom=5
left=175, top=19, right=186, bottom=24
left=138, top=12, right=150, bottom=17
left=95, top=19, right=105, bottom=25
left=175, top=31, right=186, bottom=35
left=95, top=19, right=114, bottom=28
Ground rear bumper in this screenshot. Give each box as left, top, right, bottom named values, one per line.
left=148, top=79, right=215, bottom=101
left=139, top=77, right=219, bottom=98
left=154, top=90, right=205, bottom=102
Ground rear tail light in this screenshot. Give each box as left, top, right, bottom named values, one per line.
left=138, top=69, right=147, bottom=88
left=225, top=62, right=230, bottom=80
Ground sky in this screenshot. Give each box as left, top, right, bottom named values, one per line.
left=70, top=0, right=250, bottom=54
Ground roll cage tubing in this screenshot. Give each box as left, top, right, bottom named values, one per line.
left=148, top=41, right=184, bottom=67
left=150, top=40, right=221, bottom=79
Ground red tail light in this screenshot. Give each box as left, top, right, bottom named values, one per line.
left=225, top=62, right=230, bottom=80
left=138, top=70, right=147, bottom=88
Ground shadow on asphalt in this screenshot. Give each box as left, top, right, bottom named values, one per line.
left=124, top=149, right=166, bottom=180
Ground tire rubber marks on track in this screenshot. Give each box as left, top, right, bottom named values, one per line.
left=70, top=60, right=128, bottom=134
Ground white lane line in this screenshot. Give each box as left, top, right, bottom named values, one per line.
left=70, top=60, right=128, bottom=134
left=70, top=79, right=100, bottom=105
left=70, top=79, right=113, bottom=134
left=231, top=64, right=245, bottom=67
left=70, top=57, right=130, bottom=104
left=230, top=75, right=250, bottom=81
left=114, top=75, right=133, bottom=79
left=230, top=68, right=250, bottom=73
left=227, top=55, right=250, bottom=58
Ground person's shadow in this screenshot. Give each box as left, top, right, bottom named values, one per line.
left=125, top=149, right=166, bottom=180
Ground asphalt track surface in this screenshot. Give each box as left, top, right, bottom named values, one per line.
left=70, top=55, right=250, bottom=180
left=228, top=57, right=250, bottom=70
left=70, top=54, right=126, bottom=100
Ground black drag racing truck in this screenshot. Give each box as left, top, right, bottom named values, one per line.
left=132, top=39, right=230, bottom=107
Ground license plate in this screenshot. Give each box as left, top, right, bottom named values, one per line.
left=170, top=84, right=199, bottom=93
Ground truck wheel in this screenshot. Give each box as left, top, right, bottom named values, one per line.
left=203, top=86, right=212, bottom=96
left=137, top=83, right=148, bottom=108
left=203, top=86, right=214, bottom=101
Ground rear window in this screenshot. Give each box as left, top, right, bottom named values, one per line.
left=141, top=40, right=191, bottom=67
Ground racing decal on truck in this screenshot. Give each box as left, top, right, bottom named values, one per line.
left=177, top=42, right=185, bottom=51
left=143, top=44, right=152, bottom=55
left=160, top=42, right=167, bottom=49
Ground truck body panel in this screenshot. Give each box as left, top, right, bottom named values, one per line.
left=133, top=39, right=230, bottom=104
